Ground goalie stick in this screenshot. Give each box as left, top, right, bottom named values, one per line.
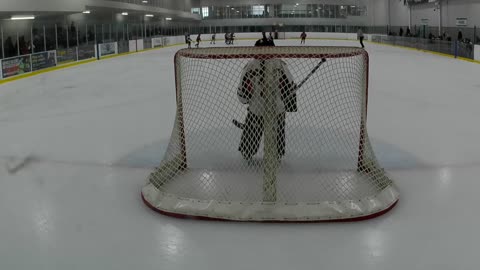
left=5, top=155, right=34, bottom=174
left=233, top=58, right=326, bottom=129
left=295, top=57, right=327, bottom=90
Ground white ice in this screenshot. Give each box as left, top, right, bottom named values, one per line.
left=1, top=39, right=480, bottom=270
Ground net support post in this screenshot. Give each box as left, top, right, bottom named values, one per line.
left=263, top=60, right=278, bottom=202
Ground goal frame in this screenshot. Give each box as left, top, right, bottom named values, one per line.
left=142, top=46, right=399, bottom=222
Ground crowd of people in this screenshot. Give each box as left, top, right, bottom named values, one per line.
left=4, top=24, right=476, bottom=58
left=224, top=32, right=235, bottom=45
left=2, top=35, right=38, bottom=58
left=1, top=23, right=96, bottom=59
left=182, top=30, right=370, bottom=49
left=185, top=32, right=238, bottom=48
left=387, top=26, right=476, bottom=44
left=385, top=27, right=478, bottom=57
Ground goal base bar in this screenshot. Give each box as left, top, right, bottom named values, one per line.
left=141, top=183, right=399, bottom=222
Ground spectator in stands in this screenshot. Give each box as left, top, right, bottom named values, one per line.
left=458, top=30, right=463, bottom=41
left=46, top=36, right=55, bottom=50
left=70, top=22, right=77, bottom=46
left=4, top=36, right=15, bottom=57
left=19, top=36, right=29, bottom=55
left=27, top=42, right=35, bottom=54
left=32, top=28, right=42, bottom=52
left=399, top=28, right=404, bottom=37
left=57, top=26, right=67, bottom=48
left=88, top=30, right=94, bottom=43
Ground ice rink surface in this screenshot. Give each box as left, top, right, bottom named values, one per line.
left=1, top=39, right=480, bottom=270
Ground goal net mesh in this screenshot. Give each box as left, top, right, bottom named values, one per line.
left=142, top=46, right=399, bottom=221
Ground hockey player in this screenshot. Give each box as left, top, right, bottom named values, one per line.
left=225, top=32, right=229, bottom=44
left=237, top=33, right=297, bottom=160
left=300, top=31, right=307, bottom=44
left=357, top=28, right=364, bottom=48
left=195, top=34, right=201, bottom=48
left=185, top=33, right=192, bottom=48
left=229, top=32, right=235, bottom=45
left=210, top=33, right=216, bottom=44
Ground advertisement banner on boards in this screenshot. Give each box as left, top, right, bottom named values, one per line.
left=1, top=55, right=32, bottom=78
left=152, top=37, right=164, bottom=48
left=136, top=39, right=144, bottom=51
left=129, top=40, right=137, bottom=52
left=475, top=45, right=480, bottom=61
left=162, top=37, right=170, bottom=46
left=100, top=42, right=117, bottom=56
left=31, top=51, right=57, bottom=71
left=78, top=45, right=96, bottom=60
left=57, top=48, right=77, bottom=64
left=456, top=18, right=468, bottom=27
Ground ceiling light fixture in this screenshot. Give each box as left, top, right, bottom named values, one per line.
left=11, top=15, right=35, bottom=20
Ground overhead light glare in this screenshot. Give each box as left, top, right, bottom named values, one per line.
left=11, top=15, right=35, bottom=20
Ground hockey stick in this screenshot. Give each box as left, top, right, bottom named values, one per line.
left=232, top=119, right=245, bottom=129
left=294, top=57, right=327, bottom=91
left=233, top=58, right=327, bottom=129
left=5, top=154, right=34, bottom=174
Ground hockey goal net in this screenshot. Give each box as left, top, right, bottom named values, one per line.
left=142, top=46, right=399, bottom=221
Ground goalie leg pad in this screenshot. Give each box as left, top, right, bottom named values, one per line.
left=239, top=111, right=263, bottom=159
